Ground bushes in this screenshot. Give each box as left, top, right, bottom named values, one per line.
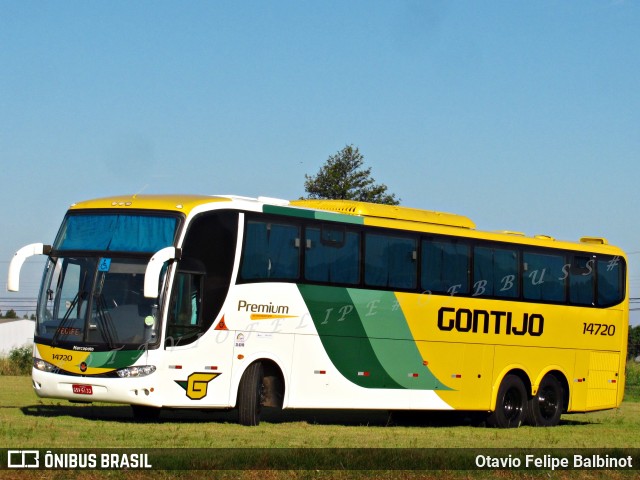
left=0, top=345, right=33, bottom=375
left=626, top=359, right=640, bottom=401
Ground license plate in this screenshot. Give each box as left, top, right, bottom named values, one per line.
left=72, top=384, right=93, bottom=395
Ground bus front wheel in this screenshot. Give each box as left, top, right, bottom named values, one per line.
left=237, top=362, right=265, bottom=426
left=487, top=374, right=527, bottom=428
left=526, top=374, right=563, bottom=427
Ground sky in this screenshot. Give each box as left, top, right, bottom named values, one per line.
left=1, top=1, right=639, bottom=322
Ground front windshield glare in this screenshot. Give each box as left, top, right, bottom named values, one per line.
left=37, top=257, right=161, bottom=348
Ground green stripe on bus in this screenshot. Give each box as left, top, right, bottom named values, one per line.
left=347, top=289, right=451, bottom=391
left=298, top=285, right=450, bottom=390
left=263, top=205, right=364, bottom=224
left=298, top=284, right=402, bottom=389
left=87, top=349, right=145, bottom=369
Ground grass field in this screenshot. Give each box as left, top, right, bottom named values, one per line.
left=1, top=373, right=639, bottom=480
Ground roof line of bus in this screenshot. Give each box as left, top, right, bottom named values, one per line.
left=67, top=194, right=623, bottom=254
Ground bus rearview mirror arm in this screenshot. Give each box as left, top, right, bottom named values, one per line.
left=144, top=247, right=182, bottom=298
left=7, top=243, right=52, bottom=292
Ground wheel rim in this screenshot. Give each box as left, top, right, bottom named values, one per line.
left=537, top=385, right=559, bottom=419
left=503, top=387, right=523, bottom=421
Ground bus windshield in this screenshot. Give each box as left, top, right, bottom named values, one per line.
left=37, top=256, right=163, bottom=350
left=54, top=213, right=179, bottom=253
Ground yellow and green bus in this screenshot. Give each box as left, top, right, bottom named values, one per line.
left=8, top=194, right=628, bottom=427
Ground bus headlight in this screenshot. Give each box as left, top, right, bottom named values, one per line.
left=116, top=366, right=156, bottom=378
left=33, top=358, right=58, bottom=373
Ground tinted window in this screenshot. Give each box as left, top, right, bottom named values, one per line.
left=523, top=252, right=566, bottom=302
left=598, top=255, right=624, bottom=306
left=241, top=220, right=300, bottom=280
left=422, top=239, right=470, bottom=295
left=305, top=226, right=360, bottom=284
left=365, top=233, right=417, bottom=289
left=56, top=214, right=179, bottom=252
left=473, top=246, right=519, bottom=298
left=569, top=255, right=595, bottom=305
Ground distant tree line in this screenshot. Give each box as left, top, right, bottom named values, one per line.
left=0, top=309, right=35, bottom=320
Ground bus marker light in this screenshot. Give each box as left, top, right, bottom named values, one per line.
left=314, top=370, right=326, bottom=375
left=409, top=373, right=419, bottom=378
left=423, top=361, right=429, bottom=366
left=357, top=371, right=370, bottom=377
left=237, top=355, right=244, bottom=360
left=169, top=365, right=182, bottom=370
left=451, top=374, right=462, bottom=379
left=205, top=366, right=218, bottom=371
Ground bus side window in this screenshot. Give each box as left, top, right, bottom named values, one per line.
left=421, top=239, right=470, bottom=295
left=305, top=226, right=360, bottom=284
left=473, top=246, right=519, bottom=298
left=365, top=233, right=417, bottom=290
left=522, top=252, right=566, bottom=302
left=569, top=255, right=595, bottom=306
left=241, top=220, right=300, bottom=280
left=597, top=255, right=625, bottom=307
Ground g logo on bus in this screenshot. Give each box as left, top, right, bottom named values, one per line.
left=175, top=372, right=221, bottom=400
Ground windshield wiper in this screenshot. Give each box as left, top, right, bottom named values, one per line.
left=94, top=294, right=119, bottom=350
left=51, top=291, right=85, bottom=346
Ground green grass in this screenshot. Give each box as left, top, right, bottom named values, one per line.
left=1, top=362, right=639, bottom=479
left=0, top=375, right=638, bottom=449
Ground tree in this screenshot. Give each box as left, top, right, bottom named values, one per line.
left=4, top=309, right=17, bottom=319
left=303, top=145, right=400, bottom=205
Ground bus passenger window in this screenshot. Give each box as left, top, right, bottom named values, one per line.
left=421, top=239, right=470, bottom=295
left=305, top=227, right=360, bottom=284
left=569, top=255, right=595, bottom=306
left=241, top=221, right=300, bottom=280
left=597, top=255, right=624, bottom=307
left=365, top=233, right=417, bottom=290
left=473, top=246, right=519, bottom=298
left=523, top=252, right=566, bottom=302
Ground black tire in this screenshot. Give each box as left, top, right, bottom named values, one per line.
left=131, top=405, right=161, bottom=422
left=526, top=374, right=563, bottom=427
left=486, top=374, right=528, bottom=428
left=238, top=362, right=265, bottom=426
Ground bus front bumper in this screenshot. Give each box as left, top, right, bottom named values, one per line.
left=31, top=368, right=161, bottom=407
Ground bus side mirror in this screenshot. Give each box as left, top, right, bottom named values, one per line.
left=144, top=247, right=181, bottom=298
left=7, top=243, right=51, bottom=292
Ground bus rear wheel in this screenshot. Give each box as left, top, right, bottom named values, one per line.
left=487, top=374, right=527, bottom=428
left=237, top=362, right=265, bottom=426
left=526, top=374, right=563, bottom=427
